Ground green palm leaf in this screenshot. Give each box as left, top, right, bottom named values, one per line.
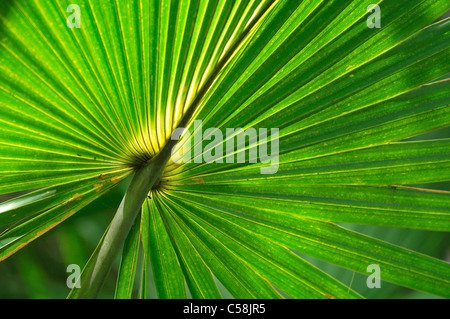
left=1, top=0, right=449, bottom=299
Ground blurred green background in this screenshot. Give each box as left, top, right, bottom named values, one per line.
left=0, top=126, right=449, bottom=299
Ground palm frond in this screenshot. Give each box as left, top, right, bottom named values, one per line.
left=0, top=0, right=449, bottom=299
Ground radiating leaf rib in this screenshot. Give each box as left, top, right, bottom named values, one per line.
left=138, top=201, right=150, bottom=299
left=52, top=0, right=142, bottom=154
left=115, top=212, right=141, bottom=299
left=285, top=221, right=450, bottom=298
left=165, top=81, right=450, bottom=179
left=0, top=172, right=127, bottom=262
left=2, top=1, right=129, bottom=153
left=0, top=172, right=128, bottom=227
left=187, top=0, right=448, bottom=133
left=165, top=12, right=450, bottom=178
left=165, top=139, right=450, bottom=187
left=0, top=164, right=130, bottom=195
left=162, top=189, right=450, bottom=297
left=80, top=0, right=145, bottom=156
left=180, top=0, right=312, bottom=130
left=164, top=183, right=450, bottom=231
left=154, top=191, right=281, bottom=299
left=0, top=126, right=121, bottom=163
left=196, top=1, right=264, bottom=89
left=145, top=197, right=186, bottom=299
left=152, top=194, right=222, bottom=299
left=1, top=0, right=449, bottom=300
left=161, top=191, right=362, bottom=299
left=165, top=0, right=197, bottom=136
left=220, top=2, right=450, bottom=132
left=169, top=102, right=449, bottom=177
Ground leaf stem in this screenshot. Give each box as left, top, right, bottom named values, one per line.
left=67, top=152, right=167, bottom=299
left=67, top=6, right=267, bottom=297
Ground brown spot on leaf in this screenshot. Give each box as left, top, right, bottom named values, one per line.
left=189, top=177, right=205, bottom=184
left=94, top=183, right=105, bottom=192
left=68, top=193, right=82, bottom=202
left=111, top=176, right=120, bottom=183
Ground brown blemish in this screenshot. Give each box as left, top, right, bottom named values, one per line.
left=64, top=193, right=83, bottom=205
left=189, top=177, right=205, bottom=184
left=70, top=193, right=82, bottom=201
left=94, top=183, right=105, bottom=192
left=111, top=176, right=120, bottom=183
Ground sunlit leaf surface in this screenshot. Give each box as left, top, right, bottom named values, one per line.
left=0, top=0, right=449, bottom=298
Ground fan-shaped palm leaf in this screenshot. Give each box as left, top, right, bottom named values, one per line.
left=0, top=0, right=449, bottom=299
